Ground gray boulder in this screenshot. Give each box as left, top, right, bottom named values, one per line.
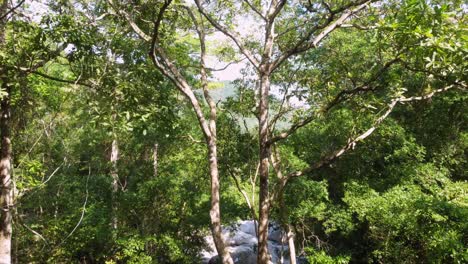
left=230, top=231, right=258, bottom=246
left=201, top=220, right=301, bottom=264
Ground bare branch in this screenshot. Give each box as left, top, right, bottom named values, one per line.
left=271, top=0, right=372, bottom=71
left=228, top=167, right=257, bottom=219
left=268, top=64, right=304, bottom=132
left=269, top=145, right=288, bottom=204
left=59, top=165, right=91, bottom=245
left=276, top=18, right=314, bottom=39
left=243, top=0, right=267, bottom=21
left=267, top=0, right=287, bottom=21
left=194, top=0, right=260, bottom=68
left=146, top=2, right=213, bottom=141
left=287, top=83, right=463, bottom=179
left=398, top=85, right=463, bottom=102
left=268, top=112, right=316, bottom=146
left=41, top=163, right=64, bottom=186
left=107, top=0, right=151, bottom=41
left=0, top=0, right=25, bottom=20
left=267, top=57, right=401, bottom=145
left=206, top=58, right=246, bottom=72
left=22, top=223, right=48, bottom=246
left=341, top=23, right=378, bottom=30
left=311, top=1, right=369, bottom=46
left=28, top=70, right=94, bottom=88
left=184, top=5, right=218, bottom=137
left=325, top=58, right=401, bottom=111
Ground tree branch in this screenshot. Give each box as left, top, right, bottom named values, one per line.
left=29, top=70, right=94, bottom=88
left=206, top=58, right=246, bottom=72
left=146, top=2, right=214, bottom=141
left=59, top=165, right=91, bottom=246
left=194, top=0, right=260, bottom=68
left=107, top=0, right=151, bottom=41
left=324, top=58, right=401, bottom=111
left=286, top=83, right=464, bottom=179
left=340, top=23, right=378, bottom=30
left=243, top=0, right=267, bottom=21
left=271, top=0, right=372, bottom=71
left=267, top=57, right=401, bottom=145
left=228, top=167, right=257, bottom=220
left=0, top=0, right=25, bottom=20
left=184, top=6, right=218, bottom=136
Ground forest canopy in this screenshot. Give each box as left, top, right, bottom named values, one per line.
left=0, top=0, right=466, bottom=263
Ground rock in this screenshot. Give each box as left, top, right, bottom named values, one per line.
left=268, top=241, right=290, bottom=264
left=238, top=220, right=257, bottom=236
left=297, top=255, right=310, bottom=264
left=208, top=246, right=256, bottom=264
left=231, top=245, right=257, bottom=264
left=268, top=228, right=285, bottom=243
left=201, top=235, right=216, bottom=264
left=230, top=231, right=258, bottom=246
left=201, top=220, right=305, bottom=264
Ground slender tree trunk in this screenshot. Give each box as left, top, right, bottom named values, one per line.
left=0, top=78, right=11, bottom=264
left=258, top=72, right=271, bottom=264
left=191, top=14, right=233, bottom=264
left=0, top=2, right=12, bottom=261
left=278, top=186, right=296, bottom=264
left=257, top=4, right=278, bottom=260
left=142, top=4, right=233, bottom=262
left=152, top=143, right=158, bottom=177
left=200, top=30, right=232, bottom=264
left=0, top=83, right=12, bottom=264
left=207, top=139, right=232, bottom=264
left=110, top=138, right=119, bottom=230
left=271, top=147, right=297, bottom=264
left=287, top=226, right=297, bottom=264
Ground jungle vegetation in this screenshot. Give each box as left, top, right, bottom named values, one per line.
left=0, top=0, right=466, bottom=263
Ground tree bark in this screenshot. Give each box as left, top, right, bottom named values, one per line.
left=0, top=78, right=12, bottom=264
left=0, top=1, right=12, bottom=261
left=207, top=138, right=232, bottom=263
left=110, top=138, right=119, bottom=230
left=258, top=72, right=271, bottom=264
left=287, top=225, right=297, bottom=264
left=198, top=18, right=233, bottom=263
left=257, top=3, right=280, bottom=261
left=278, top=186, right=296, bottom=264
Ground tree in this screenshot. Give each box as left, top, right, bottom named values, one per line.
left=0, top=2, right=13, bottom=261
left=191, top=0, right=374, bottom=261
left=105, top=0, right=241, bottom=262
left=193, top=0, right=466, bottom=262
left=0, top=1, right=102, bottom=261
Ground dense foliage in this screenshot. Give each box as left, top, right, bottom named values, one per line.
left=0, top=0, right=466, bottom=263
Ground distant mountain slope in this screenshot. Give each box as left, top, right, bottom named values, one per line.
left=208, top=81, right=237, bottom=102
left=201, top=81, right=290, bottom=131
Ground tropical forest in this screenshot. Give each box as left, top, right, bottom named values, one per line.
left=0, top=0, right=466, bottom=263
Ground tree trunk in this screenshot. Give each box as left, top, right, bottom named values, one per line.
left=143, top=5, right=233, bottom=262
left=0, top=78, right=12, bottom=264
left=287, top=226, right=297, bottom=264
left=207, top=139, right=232, bottom=264
left=110, top=138, right=119, bottom=230
left=271, top=146, right=296, bottom=264
left=278, top=184, right=296, bottom=264
left=0, top=1, right=12, bottom=261
left=198, top=18, right=233, bottom=264
left=152, top=143, right=158, bottom=177
left=258, top=72, right=271, bottom=264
